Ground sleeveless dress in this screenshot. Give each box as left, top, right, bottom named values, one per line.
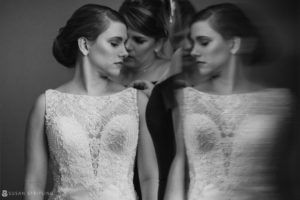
left=180, top=87, right=292, bottom=200
left=44, top=88, right=139, bottom=200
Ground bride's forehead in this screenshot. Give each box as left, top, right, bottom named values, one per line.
left=190, top=21, right=220, bottom=38
left=99, top=21, right=127, bottom=38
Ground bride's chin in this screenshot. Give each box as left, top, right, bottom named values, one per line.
left=198, top=68, right=212, bottom=76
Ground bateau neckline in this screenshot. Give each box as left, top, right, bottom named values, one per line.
left=48, top=87, right=133, bottom=98
left=185, top=86, right=285, bottom=97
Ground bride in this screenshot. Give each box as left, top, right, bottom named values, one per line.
left=24, top=4, right=158, bottom=200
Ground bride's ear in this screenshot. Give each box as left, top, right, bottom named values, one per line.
left=229, top=37, right=241, bottom=55
left=230, top=36, right=257, bottom=55
left=78, top=37, right=89, bottom=56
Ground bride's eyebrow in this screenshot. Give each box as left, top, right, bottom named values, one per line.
left=108, top=37, right=124, bottom=42
left=195, top=36, right=211, bottom=41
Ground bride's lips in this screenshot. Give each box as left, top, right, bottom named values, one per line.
left=114, top=61, right=124, bottom=66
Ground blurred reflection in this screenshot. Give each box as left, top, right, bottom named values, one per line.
left=158, top=3, right=295, bottom=200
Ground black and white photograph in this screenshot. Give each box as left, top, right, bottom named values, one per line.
left=1, top=0, right=299, bottom=200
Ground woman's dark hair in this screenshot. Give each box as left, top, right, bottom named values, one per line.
left=191, top=3, right=266, bottom=65
left=119, top=0, right=168, bottom=40
left=52, top=4, right=126, bottom=68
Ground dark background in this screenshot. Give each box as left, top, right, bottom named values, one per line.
left=0, top=0, right=297, bottom=199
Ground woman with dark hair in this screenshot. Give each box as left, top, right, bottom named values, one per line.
left=164, top=3, right=293, bottom=200
left=118, top=0, right=171, bottom=96
left=118, top=1, right=196, bottom=199
left=24, top=4, right=158, bottom=200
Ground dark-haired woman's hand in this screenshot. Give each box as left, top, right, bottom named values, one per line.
left=129, top=80, right=154, bottom=97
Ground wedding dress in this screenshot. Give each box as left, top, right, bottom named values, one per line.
left=45, top=88, right=139, bottom=200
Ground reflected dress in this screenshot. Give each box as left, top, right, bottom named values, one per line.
left=180, top=87, right=292, bottom=200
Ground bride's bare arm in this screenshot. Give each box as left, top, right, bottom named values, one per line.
left=24, top=94, right=48, bottom=200
left=137, top=91, right=159, bottom=200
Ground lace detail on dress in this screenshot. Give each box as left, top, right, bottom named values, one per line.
left=180, top=87, right=292, bottom=200
left=45, top=88, right=139, bottom=200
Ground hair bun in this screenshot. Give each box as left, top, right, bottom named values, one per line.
left=52, top=30, right=77, bottom=68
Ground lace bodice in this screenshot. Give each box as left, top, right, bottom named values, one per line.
left=45, top=88, right=139, bottom=200
left=180, top=87, right=291, bottom=200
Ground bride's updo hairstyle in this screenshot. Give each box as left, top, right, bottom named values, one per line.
left=52, top=4, right=126, bottom=68
left=190, top=3, right=267, bottom=65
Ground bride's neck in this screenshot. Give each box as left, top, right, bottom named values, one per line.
left=208, top=61, right=254, bottom=94
left=72, top=62, right=110, bottom=95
